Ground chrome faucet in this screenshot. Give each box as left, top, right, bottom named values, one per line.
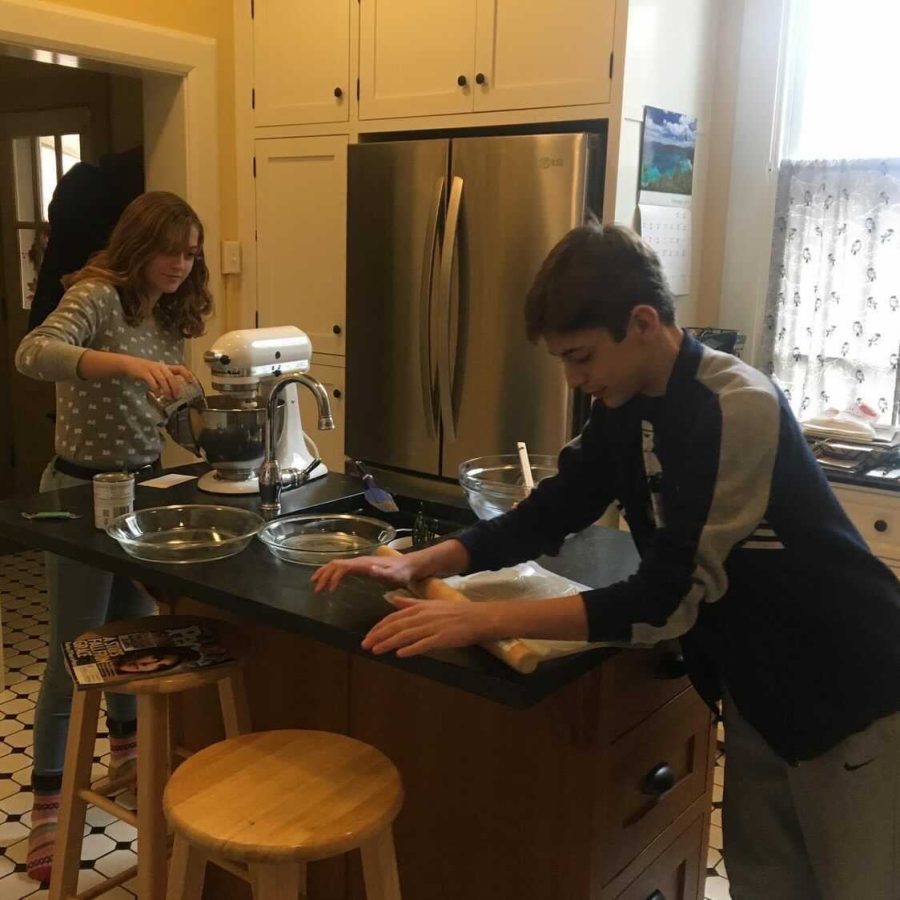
left=259, top=373, right=335, bottom=516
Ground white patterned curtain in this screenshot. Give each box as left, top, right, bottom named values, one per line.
left=761, top=159, right=900, bottom=423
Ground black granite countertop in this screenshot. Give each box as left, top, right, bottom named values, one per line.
left=0, top=466, right=640, bottom=708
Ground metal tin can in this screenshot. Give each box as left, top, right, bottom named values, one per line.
left=146, top=378, right=206, bottom=421
left=93, top=472, right=135, bottom=530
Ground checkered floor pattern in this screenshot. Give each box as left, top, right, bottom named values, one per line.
left=0, top=551, right=138, bottom=899
left=0, top=550, right=730, bottom=899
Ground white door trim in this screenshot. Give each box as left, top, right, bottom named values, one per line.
left=0, top=0, right=223, bottom=360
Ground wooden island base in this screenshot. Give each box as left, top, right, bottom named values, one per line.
left=169, top=596, right=715, bottom=900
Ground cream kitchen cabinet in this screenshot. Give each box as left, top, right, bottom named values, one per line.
left=831, top=483, right=900, bottom=577
left=252, top=0, right=351, bottom=126
left=359, top=0, right=616, bottom=121
left=254, top=135, right=347, bottom=357
left=299, top=358, right=346, bottom=473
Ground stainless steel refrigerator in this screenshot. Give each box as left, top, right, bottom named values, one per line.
left=346, top=131, right=602, bottom=480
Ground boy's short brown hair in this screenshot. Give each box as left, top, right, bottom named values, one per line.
left=525, top=220, right=676, bottom=343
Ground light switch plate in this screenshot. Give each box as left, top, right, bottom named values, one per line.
left=221, top=240, right=242, bottom=274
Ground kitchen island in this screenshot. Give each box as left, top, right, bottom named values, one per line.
left=0, top=469, right=714, bottom=900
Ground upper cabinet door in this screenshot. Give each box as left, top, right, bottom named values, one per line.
left=359, top=0, right=477, bottom=120
left=473, top=0, right=617, bottom=112
left=253, top=0, right=351, bottom=126
left=255, top=136, right=348, bottom=356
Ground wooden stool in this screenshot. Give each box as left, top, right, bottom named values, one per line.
left=49, top=615, right=251, bottom=900
left=163, top=730, right=404, bottom=900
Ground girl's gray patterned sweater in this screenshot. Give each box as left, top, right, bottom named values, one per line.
left=15, top=278, right=183, bottom=469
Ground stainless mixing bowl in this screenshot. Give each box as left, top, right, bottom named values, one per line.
left=188, top=396, right=283, bottom=480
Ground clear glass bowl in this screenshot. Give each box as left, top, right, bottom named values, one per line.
left=257, top=513, right=396, bottom=566
left=107, top=505, right=264, bottom=564
left=459, top=453, right=558, bottom=520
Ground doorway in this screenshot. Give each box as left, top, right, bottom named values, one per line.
left=0, top=1, right=222, bottom=500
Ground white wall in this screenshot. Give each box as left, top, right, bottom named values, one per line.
left=612, top=0, right=719, bottom=327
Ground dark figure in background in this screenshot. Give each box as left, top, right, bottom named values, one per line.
left=28, top=145, right=144, bottom=330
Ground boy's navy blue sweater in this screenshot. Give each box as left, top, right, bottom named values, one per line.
left=457, top=333, right=900, bottom=763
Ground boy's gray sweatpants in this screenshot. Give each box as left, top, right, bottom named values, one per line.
left=723, top=693, right=900, bottom=900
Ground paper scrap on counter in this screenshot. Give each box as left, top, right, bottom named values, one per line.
left=638, top=204, right=691, bottom=295
left=139, top=473, right=198, bottom=489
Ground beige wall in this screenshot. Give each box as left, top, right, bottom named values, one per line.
left=612, top=0, right=720, bottom=328
left=46, top=0, right=236, bottom=242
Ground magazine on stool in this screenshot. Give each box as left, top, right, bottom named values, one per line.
left=64, top=622, right=234, bottom=688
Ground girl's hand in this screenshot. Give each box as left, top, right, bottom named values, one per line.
left=120, top=356, right=196, bottom=397
left=361, top=597, right=495, bottom=657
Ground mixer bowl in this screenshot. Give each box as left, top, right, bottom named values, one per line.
left=459, top=453, right=558, bottom=520
left=189, top=396, right=283, bottom=479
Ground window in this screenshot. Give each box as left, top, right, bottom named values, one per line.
left=10, top=133, right=82, bottom=309
left=763, top=0, right=900, bottom=425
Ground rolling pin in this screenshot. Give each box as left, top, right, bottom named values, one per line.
left=375, top=545, right=541, bottom=674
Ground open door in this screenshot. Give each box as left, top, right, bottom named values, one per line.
left=0, top=107, right=91, bottom=497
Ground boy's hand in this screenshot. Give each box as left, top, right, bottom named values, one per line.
left=310, top=554, right=420, bottom=592
left=361, top=596, right=495, bottom=657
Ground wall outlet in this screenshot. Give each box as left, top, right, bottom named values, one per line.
left=221, top=240, right=242, bottom=274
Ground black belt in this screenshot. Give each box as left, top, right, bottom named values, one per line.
left=53, top=456, right=162, bottom=481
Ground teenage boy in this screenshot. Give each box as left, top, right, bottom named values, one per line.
left=312, top=222, right=900, bottom=900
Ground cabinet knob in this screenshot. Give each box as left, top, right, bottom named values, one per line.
left=655, top=651, right=686, bottom=680
left=457, top=74, right=468, bottom=87
left=332, top=324, right=342, bottom=335
left=334, top=86, right=343, bottom=99
left=874, top=519, right=888, bottom=533
left=332, top=388, right=342, bottom=400
left=641, top=762, right=676, bottom=797
left=646, top=892, right=667, bottom=900
left=475, top=72, right=486, bottom=85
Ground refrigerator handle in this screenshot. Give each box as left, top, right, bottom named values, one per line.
left=419, top=176, right=445, bottom=440
left=437, top=175, right=463, bottom=444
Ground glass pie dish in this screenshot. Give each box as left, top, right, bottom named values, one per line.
left=257, top=513, right=396, bottom=566
left=107, top=505, right=264, bottom=564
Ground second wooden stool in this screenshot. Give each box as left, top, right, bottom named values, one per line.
left=163, top=729, right=404, bottom=900
left=49, top=615, right=250, bottom=900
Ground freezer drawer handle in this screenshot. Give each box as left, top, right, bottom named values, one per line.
left=641, top=762, right=676, bottom=797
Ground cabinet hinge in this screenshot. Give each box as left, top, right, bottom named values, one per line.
left=250, top=0, right=254, bottom=19
left=356, top=78, right=360, bottom=101
left=251, top=88, right=255, bottom=110
left=252, top=157, right=257, bottom=178
left=609, top=52, right=614, bottom=79
left=255, top=310, right=259, bottom=328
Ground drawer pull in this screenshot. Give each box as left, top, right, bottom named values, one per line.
left=641, top=762, right=676, bottom=797
left=874, top=519, right=888, bottom=533
left=654, top=651, right=686, bottom=680
left=646, top=892, right=667, bottom=900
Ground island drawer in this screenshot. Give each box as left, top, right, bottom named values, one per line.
left=602, top=642, right=692, bottom=741
left=603, top=811, right=705, bottom=900
left=601, top=689, right=712, bottom=883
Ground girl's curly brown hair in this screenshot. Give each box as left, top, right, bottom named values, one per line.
left=63, top=191, right=213, bottom=338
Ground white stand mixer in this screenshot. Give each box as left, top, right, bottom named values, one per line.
left=190, top=326, right=334, bottom=496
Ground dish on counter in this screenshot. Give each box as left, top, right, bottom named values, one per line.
left=107, top=504, right=264, bottom=564
left=459, top=453, right=558, bottom=520
left=257, top=513, right=396, bottom=566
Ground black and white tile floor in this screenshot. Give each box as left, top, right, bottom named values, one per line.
left=0, top=550, right=731, bottom=899
left=0, top=551, right=138, bottom=899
